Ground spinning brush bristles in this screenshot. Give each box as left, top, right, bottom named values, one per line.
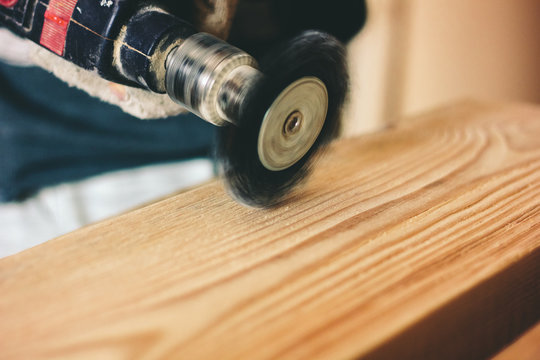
left=216, top=31, right=348, bottom=207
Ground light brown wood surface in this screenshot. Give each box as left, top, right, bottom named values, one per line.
left=493, top=320, right=540, bottom=360
left=1, top=101, right=540, bottom=359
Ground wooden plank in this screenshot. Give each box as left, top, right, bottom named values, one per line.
left=1, top=101, right=540, bottom=360
left=493, top=320, right=540, bottom=360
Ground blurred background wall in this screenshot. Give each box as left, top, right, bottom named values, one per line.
left=343, top=0, right=540, bottom=136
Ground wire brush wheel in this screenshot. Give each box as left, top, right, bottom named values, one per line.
left=216, top=30, right=348, bottom=207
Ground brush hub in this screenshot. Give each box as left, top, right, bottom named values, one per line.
left=283, top=111, right=304, bottom=136
left=257, top=77, right=328, bottom=171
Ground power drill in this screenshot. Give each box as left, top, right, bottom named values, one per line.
left=0, top=0, right=351, bottom=207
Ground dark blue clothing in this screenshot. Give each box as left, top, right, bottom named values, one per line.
left=0, top=62, right=215, bottom=202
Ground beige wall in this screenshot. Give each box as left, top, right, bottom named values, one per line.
left=344, top=0, right=540, bottom=136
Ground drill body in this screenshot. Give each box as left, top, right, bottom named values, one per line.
left=0, top=0, right=194, bottom=92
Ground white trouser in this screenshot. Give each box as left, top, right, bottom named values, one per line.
left=0, top=159, right=214, bottom=258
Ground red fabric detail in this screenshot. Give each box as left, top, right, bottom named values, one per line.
left=0, top=0, right=19, bottom=8
left=39, top=0, right=78, bottom=56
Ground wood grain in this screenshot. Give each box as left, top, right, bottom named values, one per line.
left=1, top=101, right=540, bottom=359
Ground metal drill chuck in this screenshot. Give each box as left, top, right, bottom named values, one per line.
left=165, top=32, right=329, bottom=172
left=165, top=33, right=259, bottom=126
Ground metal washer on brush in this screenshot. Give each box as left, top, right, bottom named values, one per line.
left=257, top=77, right=328, bottom=171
